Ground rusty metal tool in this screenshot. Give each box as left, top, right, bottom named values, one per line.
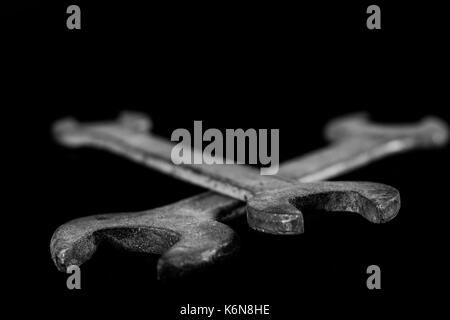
left=51, top=113, right=448, bottom=279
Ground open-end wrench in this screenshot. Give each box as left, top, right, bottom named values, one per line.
left=51, top=113, right=448, bottom=279
left=53, top=113, right=402, bottom=233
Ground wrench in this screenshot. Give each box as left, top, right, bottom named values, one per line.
left=51, top=113, right=447, bottom=279
left=53, top=113, right=403, bottom=233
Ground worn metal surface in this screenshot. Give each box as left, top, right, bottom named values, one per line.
left=50, top=112, right=448, bottom=279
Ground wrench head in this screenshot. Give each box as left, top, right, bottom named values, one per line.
left=247, top=181, right=400, bottom=235
left=50, top=201, right=239, bottom=280
left=53, top=111, right=153, bottom=146
left=325, top=112, right=449, bottom=147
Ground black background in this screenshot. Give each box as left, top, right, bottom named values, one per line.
left=3, top=1, right=449, bottom=318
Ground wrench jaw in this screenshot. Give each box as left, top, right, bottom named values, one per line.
left=51, top=227, right=98, bottom=272
left=357, top=182, right=401, bottom=223
left=293, top=187, right=400, bottom=224
left=50, top=208, right=241, bottom=280
left=116, top=111, right=153, bottom=133
left=53, top=118, right=87, bottom=148
left=292, top=182, right=401, bottom=223
left=247, top=181, right=401, bottom=235
left=246, top=192, right=305, bottom=235
left=157, top=221, right=240, bottom=281
left=53, top=111, right=154, bottom=148
left=325, top=113, right=449, bottom=148
left=50, top=209, right=180, bottom=273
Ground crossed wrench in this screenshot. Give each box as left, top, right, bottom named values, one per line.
left=51, top=112, right=448, bottom=279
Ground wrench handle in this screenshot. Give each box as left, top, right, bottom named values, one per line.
left=280, top=137, right=403, bottom=182
left=54, top=117, right=286, bottom=201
